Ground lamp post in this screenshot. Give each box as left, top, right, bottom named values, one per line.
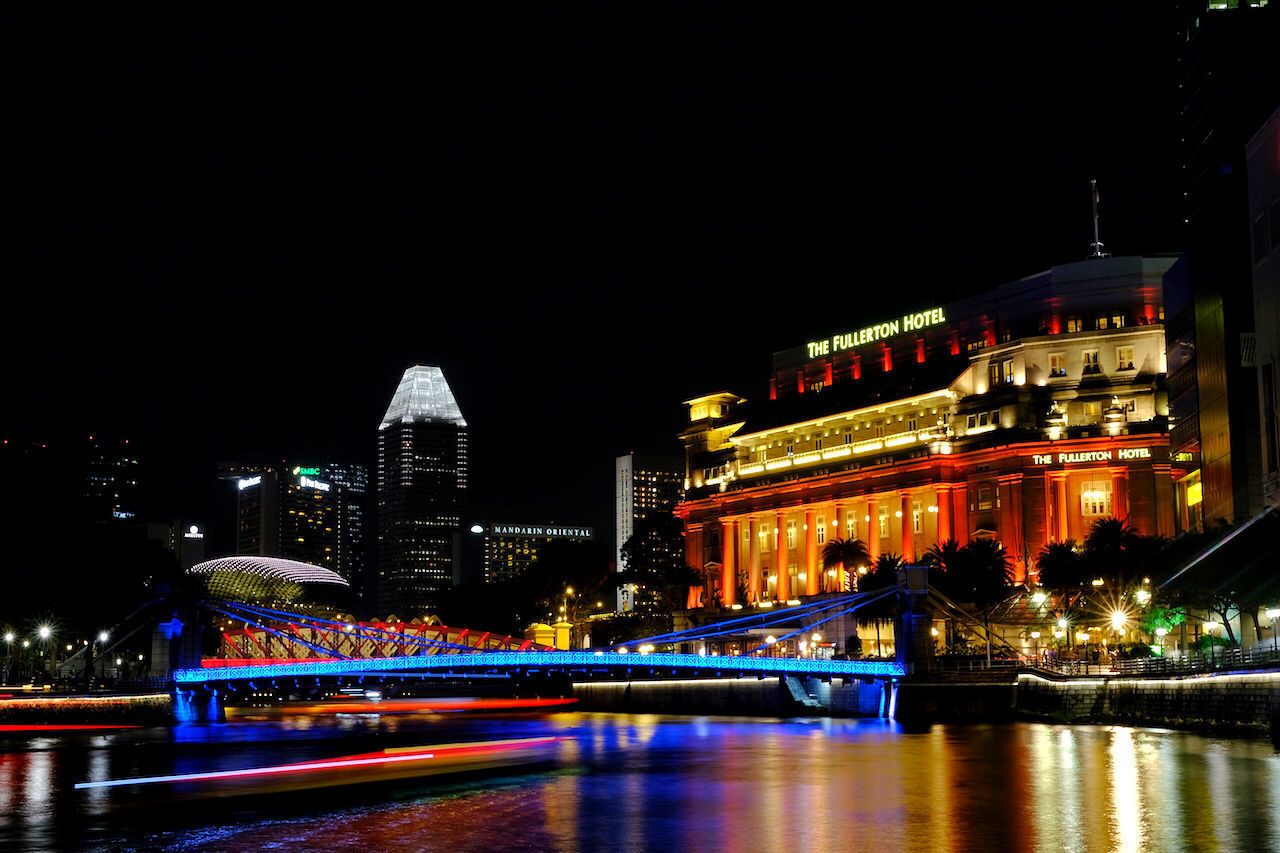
left=1266, top=609, right=1280, bottom=655
left=2, top=632, right=12, bottom=685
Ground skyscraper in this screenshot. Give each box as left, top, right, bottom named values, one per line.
left=375, top=365, right=469, bottom=618
left=614, top=453, right=683, bottom=611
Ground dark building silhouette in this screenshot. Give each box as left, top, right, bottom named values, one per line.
left=1166, top=0, right=1280, bottom=527
left=374, top=365, right=469, bottom=618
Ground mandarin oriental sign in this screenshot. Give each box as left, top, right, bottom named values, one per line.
left=807, top=307, right=947, bottom=360
left=491, top=524, right=593, bottom=539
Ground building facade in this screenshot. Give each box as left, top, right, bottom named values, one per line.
left=1247, top=106, right=1280, bottom=509
left=615, top=453, right=683, bottom=610
left=230, top=465, right=345, bottom=575
left=476, top=522, right=595, bottom=586
left=676, top=257, right=1184, bottom=607
left=374, top=365, right=469, bottom=618
left=1166, top=0, right=1279, bottom=526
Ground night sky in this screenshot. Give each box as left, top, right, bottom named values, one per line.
left=6, top=5, right=1181, bottom=543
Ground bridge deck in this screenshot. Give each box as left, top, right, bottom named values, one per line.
left=175, top=651, right=906, bottom=684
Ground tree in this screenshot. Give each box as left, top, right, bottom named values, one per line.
left=616, top=512, right=701, bottom=616
left=821, top=538, right=870, bottom=591
left=1035, top=540, right=1084, bottom=591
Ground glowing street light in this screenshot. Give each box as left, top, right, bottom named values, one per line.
left=1267, top=608, right=1280, bottom=652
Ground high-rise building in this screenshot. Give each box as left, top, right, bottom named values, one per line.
left=83, top=434, right=141, bottom=521
left=230, top=465, right=343, bottom=573
left=475, top=522, right=595, bottom=586
left=614, top=453, right=683, bottom=610
left=323, top=462, right=369, bottom=586
left=375, top=365, right=469, bottom=618
left=1166, top=0, right=1279, bottom=527
left=1247, top=106, right=1280, bottom=509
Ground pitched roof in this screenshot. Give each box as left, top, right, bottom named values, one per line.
left=379, top=365, right=467, bottom=430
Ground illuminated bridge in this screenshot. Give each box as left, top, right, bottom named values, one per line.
left=175, top=590, right=908, bottom=695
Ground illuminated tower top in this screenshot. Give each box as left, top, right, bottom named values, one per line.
left=378, top=365, right=467, bottom=430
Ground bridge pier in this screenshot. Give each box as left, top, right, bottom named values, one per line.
left=174, top=687, right=225, bottom=723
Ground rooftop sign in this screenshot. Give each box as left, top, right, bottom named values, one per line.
left=807, top=307, right=947, bottom=360
left=490, top=524, right=593, bottom=539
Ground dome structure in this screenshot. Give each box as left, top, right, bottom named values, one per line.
left=188, top=556, right=350, bottom=604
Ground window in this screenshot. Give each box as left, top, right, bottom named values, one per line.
left=878, top=506, right=889, bottom=538
left=759, top=525, right=770, bottom=553
left=967, top=414, right=977, bottom=429
left=755, top=446, right=767, bottom=462
left=1003, top=360, right=1014, bottom=384
left=1067, top=317, right=1082, bottom=333
left=1083, top=350, right=1101, bottom=374
left=786, top=442, right=794, bottom=456
left=786, top=519, right=796, bottom=549
left=844, top=432, right=852, bottom=445
left=1050, top=353, right=1067, bottom=377
left=875, top=426, right=885, bottom=438
left=1095, top=316, right=1109, bottom=330
left=989, top=410, right=1001, bottom=427
left=1084, top=401, right=1102, bottom=419
left=846, top=515, right=857, bottom=540
left=988, top=363, right=1000, bottom=387
left=1116, top=346, right=1135, bottom=370
left=908, top=418, right=917, bottom=432
left=1111, top=313, right=1126, bottom=329
left=816, top=515, right=827, bottom=545
left=815, top=438, right=823, bottom=451
left=1081, top=480, right=1113, bottom=517
left=977, top=485, right=994, bottom=511
left=912, top=500, right=923, bottom=534
left=978, top=412, right=990, bottom=427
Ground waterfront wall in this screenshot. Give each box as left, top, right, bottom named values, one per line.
left=572, top=677, right=886, bottom=716
left=1016, top=671, right=1280, bottom=730
left=0, top=693, right=173, bottom=725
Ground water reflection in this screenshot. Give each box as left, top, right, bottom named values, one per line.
left=2, top=714, right=1280, bottom=851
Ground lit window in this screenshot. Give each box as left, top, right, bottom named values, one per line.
left=1111, top=313, right=1125, bottom=328
left=1049, top=353, right=1067, bottom=377
left=1003, top=360, right=1014, bottom=384
left=1067, top=317, right=1082, bottom=333
left=1116, top=346, right=1135, bottom=370
left=878, top=506, right=889, bottom=538
left=911, top=500, right=922, bottom=534
left=816, top=516, right=827, bottom=545
left=1081, top=481, right=1113, bottom=517
left=1083, top=350, right=1101, bottom=374
left=786, top=520, right=796, bottom=549
left=977, top=486, right=994, bottom=511
left=1084, top=401, right=1102, bottom=419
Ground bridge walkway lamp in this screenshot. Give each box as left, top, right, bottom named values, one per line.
left=1203, top=621, right=1219, bottom=667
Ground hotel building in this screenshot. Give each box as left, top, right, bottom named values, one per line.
left=476, top=522, right=595, bottom=586
left=676, top=256, right=1185, bottom=607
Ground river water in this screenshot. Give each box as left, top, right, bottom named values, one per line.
left=3, top=710, right=1279, bottom=852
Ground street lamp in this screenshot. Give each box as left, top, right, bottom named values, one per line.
left=1266, top=608, right=1280, bottom=654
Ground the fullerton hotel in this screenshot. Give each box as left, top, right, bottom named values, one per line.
left=675, top=256, right=1189, bottom=608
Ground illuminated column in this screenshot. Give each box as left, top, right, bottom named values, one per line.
left=685, top=522, right=703, bottom=588
left=900, top=492, right=914, bottom=562
left=775, top=510, right=787, bottom=601
left=999, top=475, right=1025, bottom=583
left=805, top=507, right=818, bottom=596
left=936, top=485, right=953, bottom=543
left=1111, top=468, right=1129, bottom=524
left=834, top=503, right=847, bottom=592
left=720, top=517, right=737, bottom=608
left=1053, top=473, right=1069, bottom=541
left=1152, top=464, right=1175, bottom=539
left=952, top=485, right=969, bottom=545
left=866, top=497, right=880, bottom=563
left=748, top=517, right=761, bottom=604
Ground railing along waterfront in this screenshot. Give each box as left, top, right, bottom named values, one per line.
left=926, top=645, right=1280, bottom=679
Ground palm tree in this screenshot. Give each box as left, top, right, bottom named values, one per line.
left=952, top=538, right=1014, bottom=666
left=821, top=538, right=870, bottom=592
left=923, top=538, right=965, bottom=599
left=1036, top=540, right=1084, bottom=591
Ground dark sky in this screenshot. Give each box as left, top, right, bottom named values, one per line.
left=5, top=4, right=1181, bottom=541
